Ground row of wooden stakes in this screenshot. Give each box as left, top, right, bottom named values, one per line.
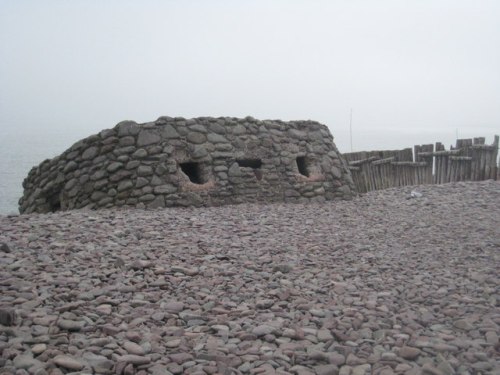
left=344, top=136, right=499, bottom=193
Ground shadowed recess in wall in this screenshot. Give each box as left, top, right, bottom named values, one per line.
left=180, top=162, right=205, bottom=184
left=296, top=156, right=310, bottom=177
left=237, top=159, right=263, bottom=181
left=46, top=191, right=61, bottom=212
left=237, top=159, right=262, bottom=169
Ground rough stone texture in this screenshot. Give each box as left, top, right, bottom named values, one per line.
left=19, top=116, right=355, bottom=214
left=1, top=181, right=499, bottom=374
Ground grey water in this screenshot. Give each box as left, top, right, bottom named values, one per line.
left=0, top=129, right=84, bottom=215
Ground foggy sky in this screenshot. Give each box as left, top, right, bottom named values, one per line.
left=1, top=0, right=499, bottom=154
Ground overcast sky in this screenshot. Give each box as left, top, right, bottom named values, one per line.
left=1, top=0, right=499, bottom=153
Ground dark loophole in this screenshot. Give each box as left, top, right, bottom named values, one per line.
left=47, top=191, right=61, bottom=212
left=237, top=159, right=263, bottom=180
left=180, top=162, right=204, bottom=184
left=236, top=159, right=262, bottom=169
left=296, top=156, right=309, bottom=177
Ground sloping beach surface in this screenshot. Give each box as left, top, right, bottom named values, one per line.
left=1, top=181, right=499, bottom=374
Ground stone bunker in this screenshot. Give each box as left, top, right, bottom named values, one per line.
left=19, top=116, right=355, bottom=214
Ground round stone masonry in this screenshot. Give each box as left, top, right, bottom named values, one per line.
left=19, top=116, right=356, bottom=213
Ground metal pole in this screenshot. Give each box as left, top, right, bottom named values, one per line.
left=350, top=108, right=353, bottom=152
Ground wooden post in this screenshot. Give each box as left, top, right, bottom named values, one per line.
left=449, top=158, right=455, bottom=182
left=344, top=134, right=497, bottom=190
left=414, top=144, right=421, bottom=184
left=478, top=147, right=486, bottom=180
left=435, top=143, right=443, bottom=184
left=474, top=137, right=485, bottom=145
left=446, top=155, right=452, bottom=183
left=492, top=135, right=499, bottom=180
left=425, top=144, right=434, bottom=184
left=472, top=147, right=478, bottom=181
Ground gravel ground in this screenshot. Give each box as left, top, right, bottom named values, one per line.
left=0, top=181, right=499, bottom=375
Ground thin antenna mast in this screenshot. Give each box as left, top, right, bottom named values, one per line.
left=350, top=108, right=353, bottom=152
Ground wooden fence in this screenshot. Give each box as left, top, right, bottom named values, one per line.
left=344, top=135, right=499, bottom=193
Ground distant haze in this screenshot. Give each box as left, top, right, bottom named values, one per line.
left=1, top=0, right=499, bottom=156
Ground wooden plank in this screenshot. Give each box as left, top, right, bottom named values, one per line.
left=390, top=162, right=428, bottom=166
left=367, top=162, right=375, bottom=191
left=473, top=137, right=485, bottom=145
left=460, top=159, right=465, bottom=181
left=456, top=138, right=473, bottom=149
left=365, top=162, right=373, bottom=191
left=400, top=148, right=413, bottom=162
left=422, top=144, right=434, bottom=184
left=449, top=156, right=472, bottom=161
left=492, top=135, right=499, bottom=180
left=359, top=163, right=370, bottom=192
left=350, top=169, right=361, bottom=192
left=372, top=164, right=380, bottom=190
left=449, top=158, right=455, bottom=182
left=471, top=148, right=478, bottom=180
left=349, top=156, right=379, bottom=166
left=372, top=157, right=395, bottom=165
left=462, top=157, right=471, bottom=181
left=479, top=148, right=486, bottom=180
left=484, top=150, right=491, bottom=179
left=414, top=145, right=421, bottom=162
left=434, top=155, right=440, bottom=184
left=383, top=163, right=391, bottom=189
left=443, top=148, right=451, bottom=184
left=469, top=144, right=496, bottom=150
left=397, top=164, right=402, bottom=187
left=449, top=159, right=454, bottom=182
left=419, top=165, right=425, bottom=185
left=379, top=163, right=385, bottom=189
left=435, top=153, right=449, bottom=184
left=374, top=164, right=379, bottom=190
left=418, top=150, right=461, bottom=157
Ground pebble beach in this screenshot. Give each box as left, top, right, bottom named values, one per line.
left=1, top=181, right=499, bottom=375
